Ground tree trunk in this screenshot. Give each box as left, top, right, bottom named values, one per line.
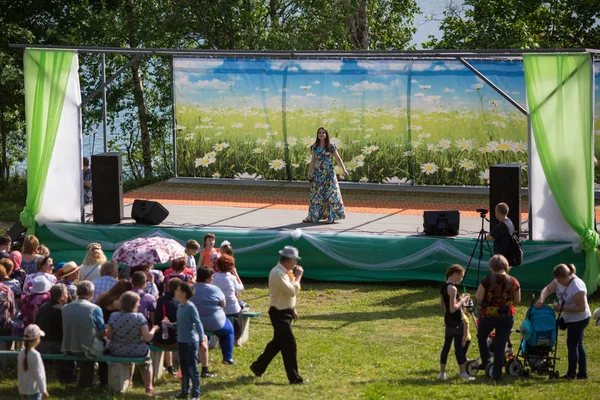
left=125, top=0, right=153, bottom=178
left=130, top=61, right=153, bottom=178
left=343, top=0, right=370, bottom=50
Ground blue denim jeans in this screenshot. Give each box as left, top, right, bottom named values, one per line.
left=179, top=341, right=200, bottom=397
left=213, top=318, right=235, bottom=362
left=566, top=317, right=590, bottom=378
left=477, top=316, right=514, bottom=380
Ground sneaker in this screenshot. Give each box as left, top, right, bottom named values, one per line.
left=174, top=393, right=188, bottom=399
left=439, top=372, right=447, bottom=380
left=200, top=371, right=217, bottom=378
left=460, top=373, right=475, bottom=381
left=191, top=397, right=200, bottom=400
left=222, top=359, right=235, bottom=365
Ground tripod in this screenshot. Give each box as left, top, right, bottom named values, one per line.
left=464, top=211, right=493, bottom=286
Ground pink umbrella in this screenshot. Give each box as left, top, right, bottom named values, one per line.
left=112, top=237, right=185, bottom=266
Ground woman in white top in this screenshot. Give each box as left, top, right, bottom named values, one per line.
left=212, top=254, right=245, bottom=346
left=18, top=324, right=49, bottom=400
left=79, top=242, right=107, bottom=282
left=536, top=263, right=591, bottom=380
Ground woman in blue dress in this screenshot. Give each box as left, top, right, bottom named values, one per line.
left=303, top=127, right=349, bottom=223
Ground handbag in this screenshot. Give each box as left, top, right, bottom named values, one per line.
left=445, top=321, right=463, bottom=337
left=557, top=317, right=567, bottom=331
left=556, top=278, right=575, bottom=332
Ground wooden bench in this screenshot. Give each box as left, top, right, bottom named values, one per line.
left=0, top=347, right=150, bottom=394
left=209, top=311, right=262, bottom=349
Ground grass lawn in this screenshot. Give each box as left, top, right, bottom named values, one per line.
left=0, top=280, right=599, bottom=399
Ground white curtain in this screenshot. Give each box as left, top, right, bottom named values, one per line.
left=530, top=124, right=578, bottom=241
left=36, top=55, right=83, bottom=225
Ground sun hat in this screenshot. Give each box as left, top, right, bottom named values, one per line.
left=24, top=324, right=45, bottom=340
left=278, top=246, right=301, bottom=260
left=58, top=261, right=80, bottom=279
left=220, top=240, right=231, bottom=247
left=30, top=275, right=52, bottom=294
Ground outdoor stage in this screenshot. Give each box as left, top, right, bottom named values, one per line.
left=36, top=179, right=585, bottom=291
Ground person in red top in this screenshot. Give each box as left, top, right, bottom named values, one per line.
left=199, top=233, right=219, bottom=269
left=475, top=255, right=521, bottom=382
left=164, top=257, right=194, bottom=287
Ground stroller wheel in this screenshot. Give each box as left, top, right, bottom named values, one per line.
left=485, top=363, right=495, bottom=379
left=466, top=360, right=480, bottom=376
left=506, top=359, right=523, bottom=377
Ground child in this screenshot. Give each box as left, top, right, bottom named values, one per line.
left=163, top=282, right=204, bottom=400
left=185, top=240, right=200, bottom=279
left=200, top=233, right=219, bottom=268
left=439, top=264, right=474, bottom=381
left=462, top=305, right=472, bottom=358
left=209, top=240, right=233, bottom=268
left=18, top=324, right=49, bottom=400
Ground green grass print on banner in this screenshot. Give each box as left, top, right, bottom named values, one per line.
left=175, top=104, right=530, bottom=186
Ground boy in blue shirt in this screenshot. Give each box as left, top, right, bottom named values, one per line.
left=163, top=282, right=203, bottom=399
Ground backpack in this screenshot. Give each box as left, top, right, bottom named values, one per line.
left=501, top=222, right=523, bottom=266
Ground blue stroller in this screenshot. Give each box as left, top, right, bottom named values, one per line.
left=507, top=299, right=560, bottom=378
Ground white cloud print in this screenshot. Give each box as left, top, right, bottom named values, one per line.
left=297, top=61, right=343, bottom=72
left=190, top=78, right=234, bottom=90
left=174, top=59, right=224, bottom=70
left=349, top=81, right=387, bottom=92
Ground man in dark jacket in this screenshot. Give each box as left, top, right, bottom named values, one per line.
left=35, top=283, right=76, bottom=382
left=486, top=202, right=515, bottom=262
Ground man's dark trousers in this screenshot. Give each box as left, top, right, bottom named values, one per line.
left=251, top=307, right=303, bottom=383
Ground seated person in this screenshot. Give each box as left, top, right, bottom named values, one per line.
left=107, top=291, right=159, bottom=396
left=22, top=276, right=52, bottom=327
left=0, top=264, right=16, bottom=335
left=23, top=257, right=57, bottom=296
left=35, top=283, right=76, bottom=382
left=191, top=266, right=235, bottom=366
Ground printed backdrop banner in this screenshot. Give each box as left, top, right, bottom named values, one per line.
left=173, top=58, right=600, bottom=186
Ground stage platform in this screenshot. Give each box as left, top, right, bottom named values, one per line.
left=36, top=179, right=584, bottom=291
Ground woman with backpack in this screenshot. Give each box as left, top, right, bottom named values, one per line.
left=475, top=255, right=521, bottom=382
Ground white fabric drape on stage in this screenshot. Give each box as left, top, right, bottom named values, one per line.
left=36, top=55, right=83, bottom=225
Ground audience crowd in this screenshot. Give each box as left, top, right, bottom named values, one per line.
left=0, top=229, right=594, bottom=398
left=0, top=233, right=244, bottom=399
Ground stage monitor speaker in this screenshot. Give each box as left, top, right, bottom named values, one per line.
left=490, top=163, right=521, bottom=236
left=91, top=152, right=123, bottom=224
left=423, top=210, right=460, bottom=236
left=131, top=199, right=169, bottom=225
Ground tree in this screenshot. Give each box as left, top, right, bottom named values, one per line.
left=425, top=0, right=600, bottom=49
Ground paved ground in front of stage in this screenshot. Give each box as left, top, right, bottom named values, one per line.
left=120, top=180, right=531, bottom=238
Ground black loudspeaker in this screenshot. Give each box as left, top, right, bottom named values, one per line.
left=131, top=200, right=169, bottom=225
left=423, top=210, right=460, bottom=236
left=490, top=163, right=521, bottom=236
left=91, top=152, right=123, bottom=224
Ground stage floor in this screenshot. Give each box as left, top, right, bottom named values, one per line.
left=113, top=178, right=530, bottom=238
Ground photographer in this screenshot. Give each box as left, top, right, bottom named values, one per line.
left=485, top=203, right=515, bottom=263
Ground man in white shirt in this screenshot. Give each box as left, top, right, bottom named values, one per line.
left=250, top=246, right=304, bottom=384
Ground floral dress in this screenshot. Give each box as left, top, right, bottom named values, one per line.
left=306, top=144, right=346, bottom=222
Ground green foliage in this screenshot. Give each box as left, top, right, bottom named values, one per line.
left=424, top=0, right=600, bottom=49
left=0, top=176, right=27, bottom=222
left=0, top=0, right=421, bottom=185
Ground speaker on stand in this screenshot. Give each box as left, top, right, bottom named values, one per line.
left=490, top=163, right=522, bottom=237
left=91, top=153, right=123, bottom=224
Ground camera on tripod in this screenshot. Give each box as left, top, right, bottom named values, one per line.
left=476, top=208, right=488, bottom=218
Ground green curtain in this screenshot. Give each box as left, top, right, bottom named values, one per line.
left=524, top=54, right=598, bottom=292
left=20, top=49, right=75, bottom=235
